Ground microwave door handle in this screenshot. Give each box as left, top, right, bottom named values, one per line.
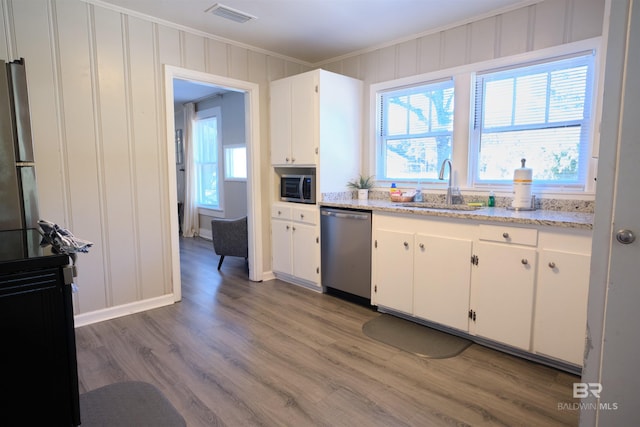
left=299, top=178, right=304, bottom=200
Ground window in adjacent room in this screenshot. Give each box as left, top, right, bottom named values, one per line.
left=224, top=144, right=247, bottom=180
left=472, top=52, right=595, bottom=189
left=378, top=79, right=455, bottom=181
left=194, top=107, right=222, bottom=208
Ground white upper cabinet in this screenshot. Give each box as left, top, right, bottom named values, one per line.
left=270, top=72, right=317, bottom=166
left=270, top=69, right=362, bottom=193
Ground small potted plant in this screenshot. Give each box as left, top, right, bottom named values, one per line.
left=347, top=175, right=376, bottom=200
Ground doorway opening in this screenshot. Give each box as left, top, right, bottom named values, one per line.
left=163, top=65, right=263, bottom=302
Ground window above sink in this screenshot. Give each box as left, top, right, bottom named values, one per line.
left=372, top=38, right=601, bottom=197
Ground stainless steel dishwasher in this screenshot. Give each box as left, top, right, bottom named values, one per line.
left=320, top=207, right=372, bottom=304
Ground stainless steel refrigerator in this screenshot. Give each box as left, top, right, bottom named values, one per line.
left=0, top=58, right=39, bottom=232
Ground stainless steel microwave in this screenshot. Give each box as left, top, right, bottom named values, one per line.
left=280, top=174, right=316, bottom=204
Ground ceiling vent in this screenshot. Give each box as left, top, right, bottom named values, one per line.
left=205, top=3, right=257, bottom=23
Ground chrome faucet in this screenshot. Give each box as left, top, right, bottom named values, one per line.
left=439, top=159, right=453, bottom=205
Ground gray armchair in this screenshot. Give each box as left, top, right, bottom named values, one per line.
left=210, top=217, right=248, bottom=270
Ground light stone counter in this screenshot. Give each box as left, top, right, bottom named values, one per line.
left=319, top=199, right=593, bottom=230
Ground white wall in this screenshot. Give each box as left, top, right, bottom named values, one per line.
left=0, top=0, right=606, bottom=319
left=320, top=0, right=605, bottom=176
left=0, top=0, right=308, bottom=316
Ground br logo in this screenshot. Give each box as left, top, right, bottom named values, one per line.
left=573, top=383, right=603, bottom=398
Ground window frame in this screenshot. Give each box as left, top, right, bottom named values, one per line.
left=470, top=52, right=596, bottom=190
left=224, top=144, right=247, bottom=181
left=376, top=78, right=455, bottom=183
left=370, top=37, right=601, bottom=196
left=194, top=106, right=223, bottom=210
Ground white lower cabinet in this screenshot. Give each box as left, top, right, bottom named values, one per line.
left=470, top=241, right=537, bottom=350
left=413, top=234, right=472, bottom=331
left=533, top=230, right=592, bottom=366
left=373, top=228, right=414, bottom=314
left=291, top=222, right=320, bottom=283
left=271, top=203, right=320, bottom=288
left=373, top=214, right=474, bottom=327
left=372, top=212, right=592, bottom=368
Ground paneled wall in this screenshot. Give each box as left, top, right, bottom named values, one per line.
left=0, top=0, right=308, bottom=316
left=0, top=0, right=605, bottom=318
left=320, top=0, right=605, bottom=172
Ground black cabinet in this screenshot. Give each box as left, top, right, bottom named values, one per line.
left=0, top=251, right=80, bottom=426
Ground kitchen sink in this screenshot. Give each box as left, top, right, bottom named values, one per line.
left=399, top=202, right=485, bottom=211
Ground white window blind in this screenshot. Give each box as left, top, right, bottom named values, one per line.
left=473, top=53, right=594, bottom=188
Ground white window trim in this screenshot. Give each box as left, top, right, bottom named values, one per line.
left=195, top=106, right=224, bottom=210
left=377, top=78, right=455, bottom=182
left=223, top=143, right=247, bottom=182
left=370, top=37, right=602, bottom=198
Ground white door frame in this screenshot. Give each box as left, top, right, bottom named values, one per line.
left=163, top=65, right=263, bottom=301
left=582, top=0, right=640, bottom=424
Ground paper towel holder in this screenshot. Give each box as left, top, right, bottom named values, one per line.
left=507, top=194, right=536, bottom=211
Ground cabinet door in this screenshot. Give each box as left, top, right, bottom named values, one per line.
left=290, top=72, right=317, bottom=165
left=373, top=229, right=414, bottom=314
left=270, top=79, right=292, bottom=165
left=534, top=249, right=590, bottom=365
left=271, top=219, right=292, bottom=274
left=414, top=234, right=472, bottom=331
left=0, top=268, right=79, bottom=425
left=292, top=222, right=320, bottom=285
left=472, top=242, right=536, bottom=350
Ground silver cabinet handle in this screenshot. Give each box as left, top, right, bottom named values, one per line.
left=548, top=262, right=556, bottom=268
left=285, top=157, right=290, bottom=162
left=503, top=232, right=510, bottom=238
left=521, top=259, right=528, bottom=265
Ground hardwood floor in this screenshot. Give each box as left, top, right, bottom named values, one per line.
left=75, top=237, right=580, bottom=426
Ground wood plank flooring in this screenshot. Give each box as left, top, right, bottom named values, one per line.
left=75, top=237, right=580, bottom=426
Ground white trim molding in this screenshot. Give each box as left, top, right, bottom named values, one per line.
left=74, top=294, right=175, bottom=327
left=164, top=65, right=264, bottom=303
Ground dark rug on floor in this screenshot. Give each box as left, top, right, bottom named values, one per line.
left=363, top=314, right=472, bottom=359
left=79, top=381, right=186, bottom=426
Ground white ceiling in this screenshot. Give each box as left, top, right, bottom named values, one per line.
left=95, top=0, right=535, bottom=65
left=173, top=78, right=228, bottom=105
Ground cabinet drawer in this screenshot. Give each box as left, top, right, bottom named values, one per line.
left=293, top=206, right=317, bottom=225
left=271, top=204, right=293, bottom=220
left=479, top=224, right=538, bottom=246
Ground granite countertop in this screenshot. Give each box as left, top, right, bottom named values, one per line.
left=319, top=199, right=594, bottom=230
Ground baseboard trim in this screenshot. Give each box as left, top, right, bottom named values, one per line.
left=198, top=228, right=212, bottom=240
left=74, top=294, right=176, bottom=328
left=271, top=272, right=323, bottom=293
